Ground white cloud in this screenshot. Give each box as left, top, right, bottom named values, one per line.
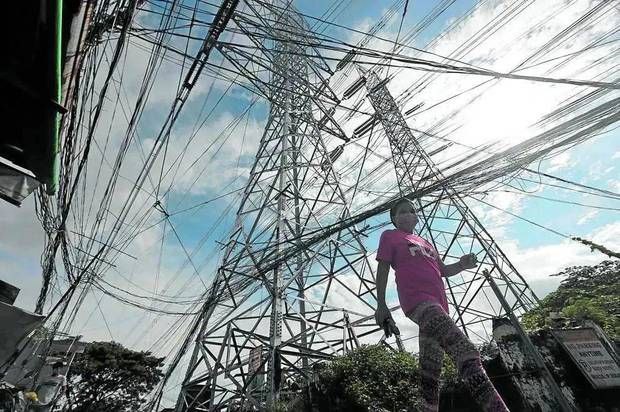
left=612, top=151, right=620, bottom=160
left=547, top=152, right=573, bottom=172
left=576, top=210, right=598, bottom=226
left=467, top=189, right=526, bottom=242
left=587, top=160, right=613, bottom=181
left=387, top=0, right=620, bottom=154
left=607, top=180, right=620, bottom=193
left=505, top=221, right=620, bottom=283
left=154, top=112, right=264, bottom=197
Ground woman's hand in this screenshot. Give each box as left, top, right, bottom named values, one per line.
left=375, top=304, right=399, bottom=337
left=459, top=253, right=478, bottom=270
left=375, top=303, right=391, bottom=325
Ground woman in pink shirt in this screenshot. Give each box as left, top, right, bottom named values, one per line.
left=375, top=198, right=508, bottom=412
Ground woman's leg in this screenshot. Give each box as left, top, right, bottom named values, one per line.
left=419, top=331, right=444, bottom=412
left=409, top=302, right=509, bottom=412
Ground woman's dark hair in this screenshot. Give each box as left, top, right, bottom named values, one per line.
left=389, top=198, right=415, bottom=226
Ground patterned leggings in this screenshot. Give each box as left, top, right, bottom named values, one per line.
left=408, top=302, right=509, bottom=412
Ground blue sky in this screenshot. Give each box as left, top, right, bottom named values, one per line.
left=1, top=0, right=619, bottom=371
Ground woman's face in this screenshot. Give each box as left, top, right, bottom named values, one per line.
left=394, top=202, right=418, bottom=232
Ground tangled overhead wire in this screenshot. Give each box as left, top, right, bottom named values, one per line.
left=24, top=1, right=620, bottom=406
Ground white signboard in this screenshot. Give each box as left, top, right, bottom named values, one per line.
left=553, top=328, right=620, bottom=389
left=248, top=346, right=264, bottom=389
left=249, top=346, right=263, bottom=374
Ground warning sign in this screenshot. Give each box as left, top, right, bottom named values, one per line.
left=248, top=346, right=264, bottom=390
left=249, top=346, right=263, bottom=374
left=553, top=328, right=620, bottom=389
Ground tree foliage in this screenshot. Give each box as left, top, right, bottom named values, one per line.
left=311, top=344, right=421, bottom=411
left=521, top=260, right=620, bottom=339
left=67, top=341, right=164, bottom=411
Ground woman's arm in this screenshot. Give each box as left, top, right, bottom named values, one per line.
left=376, top=260, right=390, bottom=307
left=439, top=260, right=464, bottom=278
left=375, top=260, right=396, bottom=333
left=438, top=253, right=478, bottom=278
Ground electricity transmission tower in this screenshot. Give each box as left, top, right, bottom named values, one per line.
left=174, top=3, right=380, bottom=410
left=172, top=2, right=553, bottom=411
left=359, top=68, right=541, bottom=339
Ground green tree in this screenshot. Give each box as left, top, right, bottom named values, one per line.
left=311, top=344, right=421, bottom=411
left=67, top=341, right=164, bottom=411
left=521, top=260, right=620, bottom=339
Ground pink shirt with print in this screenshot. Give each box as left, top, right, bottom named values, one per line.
left=376, top=229, right=449, bottom=315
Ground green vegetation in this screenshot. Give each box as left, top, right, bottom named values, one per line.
left=311, top=344, right=420, bottom=411
left=67, top=341, right=164, bottom=411
left=308, top=344, right=466, bottom=411
left=312, top=344, right=419, bottom=410
left=521, top=260, right=620, bottom=339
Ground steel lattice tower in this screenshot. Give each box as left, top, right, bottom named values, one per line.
left=174, top=4, right=382, bottom=410
left=360, top=69, right=541, bottom=338
left=171, top=3, right=559, bottom=411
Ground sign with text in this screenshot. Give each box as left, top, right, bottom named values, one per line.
left=249, top=346, right=264, bottom=374
left=248, top=346, right=264, bottom=390
left=553, top=328, right=620, bottom=389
